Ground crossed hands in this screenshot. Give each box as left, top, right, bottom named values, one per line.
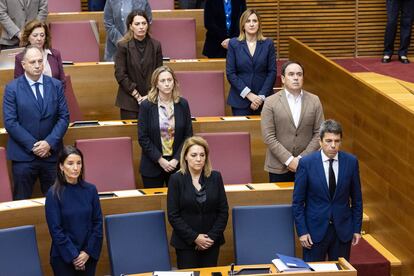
left=158, top=158, right=178, bottom=173
left=73, top=251, right=89, bottom=271
left=195, top=234, right=214, bottom=251
left=32, top=140, right=51, bottom=158
left=246, top=93, right=263, bottom=111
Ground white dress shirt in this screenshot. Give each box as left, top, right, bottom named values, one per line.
left=321, top=150, right=338, bottom=187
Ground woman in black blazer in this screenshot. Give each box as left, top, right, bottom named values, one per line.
left=167, top=136, right=229, bottom=269
left=138, top=66, right=193, bottom=188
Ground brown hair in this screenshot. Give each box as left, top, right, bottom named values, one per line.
left=179, top=136, right=212, bottom=177
left=147, top=65, right=180, bottom=104
left=118, top=10, right=151, bottom=44
left=20, top=20, right=51, bottom=49
left=238, top=9, right=265, bottom=41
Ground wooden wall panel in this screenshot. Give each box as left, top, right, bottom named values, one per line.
left=79, top=0, right=414, bottom=57
left=289, top=37, right=414, bottom=275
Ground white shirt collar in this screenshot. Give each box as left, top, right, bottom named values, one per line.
left=321, top=150, right=338, bottom=162
left=285, top=89, right=303, bottom=100
left=24, top=73, right=44, bottom=86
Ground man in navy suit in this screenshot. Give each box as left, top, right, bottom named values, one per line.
left=292, top=119, right=363, bottom=261
left=3, top=45, right=69, bottom=200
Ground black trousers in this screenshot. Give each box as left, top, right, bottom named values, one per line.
left=302, top=224, right=351, bottom=262
left=120, top=109, right=138, bottom=120
left=50, top=256, right=97, bottom=276
left=176, top=244, right=220, bottom=269
left=269, top=171, right=295, bottom=183
left=383, top=0, right=414, bottom=56
left=12, top=160, right=56, bottom=200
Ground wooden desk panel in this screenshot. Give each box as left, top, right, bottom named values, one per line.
left=47, top=10, right=205, bottom=60
left=130, top=259, right=357, bottom=276
left=0, top=117, right=267, bottom=185
left=0, top=187, right=293, bottom=276
left=0, top=60, right=229, bottom=126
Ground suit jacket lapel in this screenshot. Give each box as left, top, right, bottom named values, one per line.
left=241, top=40, right=252, bottom=59
left=128, top=40, right=144, bottom=79
left=253, top=40, right=264, bottom=60
left=315, top=152, right=331, bottom=199
left=21, top=77, right=42, bottom=113
left=280, top=90, right=296, bottom=127
left=297, top=91, right=308, bottom=129
left=336, top=151, right=346, bottom=195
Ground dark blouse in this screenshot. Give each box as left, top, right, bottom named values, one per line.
left=167, top=170, right=229, bottom=249
left=45, top=180, right=103, bottom=263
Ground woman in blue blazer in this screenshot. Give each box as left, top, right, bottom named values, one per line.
left=167, top=136, right=229, bottom=269
left=45, top=146, right=103, bottom=276
left=138, top=66, right=193, bottom=188
left=226, top=9, right=276, bottom=115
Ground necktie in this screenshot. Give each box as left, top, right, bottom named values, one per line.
left=34, top=82, right=43, bottom=110
left=329, top=159, right=336, bottom=199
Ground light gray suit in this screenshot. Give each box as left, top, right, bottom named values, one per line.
left=261, top=89, right=324, bottom=174
left=0, top=0, right=48, bottom=46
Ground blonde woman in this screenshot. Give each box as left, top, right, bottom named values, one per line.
left=138, top=66, right=193, bottom=188
left=226, top=9, right=276, bottom=115
left=167, top=136, right=229, bottom=268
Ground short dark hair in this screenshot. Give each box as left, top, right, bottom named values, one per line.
left=281, top=61, right=304, bottom=76
left=320, top=119, right=343, bottom=140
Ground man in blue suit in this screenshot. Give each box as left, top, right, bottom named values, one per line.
left=292, top=119, right=363, bottom=261
left=3, top=45, right=69, bottom=200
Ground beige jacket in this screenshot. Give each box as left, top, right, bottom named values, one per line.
left=0, top=0, right=47, bottom=46
left=261, top=89, right=324, bottom=174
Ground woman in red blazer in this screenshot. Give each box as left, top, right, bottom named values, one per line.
left=167, top=136, right=229, bottom=269
left=14, top=20, right=66, bottom=88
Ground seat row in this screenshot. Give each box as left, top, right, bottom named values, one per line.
left=0, top=204, right=295, bottom=276
left=49, top=18, right=197, bottom=62
left=48, top=0, right=175, bottom=13
left=0, top=132, right=252, bottom=202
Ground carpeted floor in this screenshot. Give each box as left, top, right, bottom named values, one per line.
left=334, top=57, right=414, bottom=83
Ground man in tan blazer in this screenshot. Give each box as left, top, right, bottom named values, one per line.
left=0, top=0, right=47, bottom=49
left=261, top=61, right=324, bottom=182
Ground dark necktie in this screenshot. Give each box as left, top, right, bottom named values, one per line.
left=34, top=82, right=43, bottom=110
left=329, top=159, right=336, bottom=199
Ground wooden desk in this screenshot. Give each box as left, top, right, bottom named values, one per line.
left=47, top=10, right=205, bottom=59
left=0, top=116, right=267, bottom=185
left=0, top=185, right=294, bottom=276
left=0, top=59, right=229, bottom=124
left=129, top=259, right=357, bottom=276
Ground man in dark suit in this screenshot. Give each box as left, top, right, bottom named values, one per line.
left=261, top=61, right=324, bottom=183
left=3, top=45, right=69, bottom=200
left=292, top=119, right=363, bottom=261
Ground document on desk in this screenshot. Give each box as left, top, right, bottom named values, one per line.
left=153, top=272, right=195, bottom=276
left=224, top=185, right=251, bottom=192
left=272, top=254, right=312, bottom=272
left=114, top=190, right=144, bottom=197
left=308, top=263, right=339, bottom=271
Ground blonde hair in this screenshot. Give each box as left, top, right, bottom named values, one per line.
left=147, top=65, right=180, bottom=104
left=238, top=9, right=265, bottom=41
left=179, top=136, right=212, bottom=177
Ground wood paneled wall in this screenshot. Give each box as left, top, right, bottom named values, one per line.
left=288, top=37, right=414, bottom=275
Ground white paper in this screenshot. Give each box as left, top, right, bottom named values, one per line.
left=221, top=116, right=249, bottom=121
left=31, top=198, right=46, bottom=205
left=308, top=263, right=339, bottom=271
left=153, top=271, right=194, bottom=276
left=1, top=200, right=40, bottom=209
left=114, top=190, right=144, bottom=197
left=99, top=121, right=125, bottom=126
left=224, top=185, right=251, bottom=191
